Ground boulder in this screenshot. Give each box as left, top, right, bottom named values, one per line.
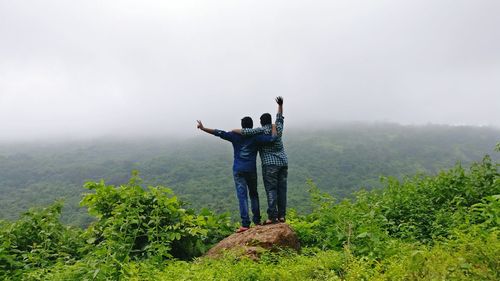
left=205, top=223, right=300, bottom=260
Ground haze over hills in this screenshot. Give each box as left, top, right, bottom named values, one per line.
left=2, top=1, right=500, bottom=142
left=1, top=123, right=498, bottom=226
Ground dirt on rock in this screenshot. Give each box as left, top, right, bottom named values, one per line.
left=205, top=223, right=300, bottom=260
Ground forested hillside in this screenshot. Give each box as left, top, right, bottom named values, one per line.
left=0, top=124, right=499, bottom=226
left=0, top=144, right=498, bottom=280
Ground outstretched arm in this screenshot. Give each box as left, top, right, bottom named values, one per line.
left=197, top=120, right=234, bottom=142
left=232, top=126, right=266, bottom=136
left=235, top=124, right=277, bottom=135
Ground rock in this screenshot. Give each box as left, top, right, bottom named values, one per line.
left=205, top=223, right=300, bottom=260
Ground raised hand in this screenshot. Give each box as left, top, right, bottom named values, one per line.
left=196, top=120, right=204, bottom=129
left=275, top=96, right=283, bottom=105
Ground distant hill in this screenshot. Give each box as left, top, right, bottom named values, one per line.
left=0, top=123, right=498, bottom=226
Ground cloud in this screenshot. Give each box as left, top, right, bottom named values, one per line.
left=1, top=0, right=499, bottom=140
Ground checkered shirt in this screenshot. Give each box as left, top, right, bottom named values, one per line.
left=241, top=113, right=288, bottom=167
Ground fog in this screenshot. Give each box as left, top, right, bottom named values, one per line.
left=1, top=0, right=499, bottom=141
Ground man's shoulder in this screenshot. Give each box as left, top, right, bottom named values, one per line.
left=228, top=132, right=245, bottom=142
left=242, top=134, right=263, bottom=143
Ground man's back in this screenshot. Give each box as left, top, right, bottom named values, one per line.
left=213, top=130, right=276, bottom=172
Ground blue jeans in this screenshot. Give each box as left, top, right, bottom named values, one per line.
left=233, top=171, right=261, bottom=227
left=262, top=165, right=288, bottom=220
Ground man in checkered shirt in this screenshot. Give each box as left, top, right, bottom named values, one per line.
left=233, top=96, right=288, bottom=224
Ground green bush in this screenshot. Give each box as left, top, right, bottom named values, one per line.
left=380, top=155, right=499, bottom=242
left=0, top=202, right=84, bottom=279
left=288, top=181, right=391, bottom=259
left=288, top=154, right=499, bottom=262
left=80, top=172, right=233, bottom=263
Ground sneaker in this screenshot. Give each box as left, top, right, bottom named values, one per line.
left=263, top=219, right=276, bottom=225
left=236, top=226, right=250, bottom=233
left=278, top=217, right=286, bottom=223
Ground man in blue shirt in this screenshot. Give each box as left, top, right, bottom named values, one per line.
left=196, top=117, right=277, bottom=233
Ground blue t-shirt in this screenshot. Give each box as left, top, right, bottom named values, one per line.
left=213, top=130, right=276, bottom=172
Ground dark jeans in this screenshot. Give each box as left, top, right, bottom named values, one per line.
left=262, top=165, right=288, bottom=221
left=233, top=171, right=261, bottom=227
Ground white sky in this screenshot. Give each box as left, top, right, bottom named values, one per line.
left=1, top=0, right=499, bottom=140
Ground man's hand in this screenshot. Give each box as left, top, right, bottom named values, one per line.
left=275, top=96, right=283, bottom=105
left=196, top=120, right=204, bottom=130
left=276, top=96, right=284, bottom=115
left=197, top=120, right=216, bottom=135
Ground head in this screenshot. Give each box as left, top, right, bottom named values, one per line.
left=260, top=113, right=272, bottom=126
left=241, top=116, right=253, bottom=129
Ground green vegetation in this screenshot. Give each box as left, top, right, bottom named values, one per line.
left=0, top=147, right=498, bottom=280
left=1, top=124, right=499, bottom=225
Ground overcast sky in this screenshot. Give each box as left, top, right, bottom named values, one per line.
left=1, top=0, right=499, bottom=140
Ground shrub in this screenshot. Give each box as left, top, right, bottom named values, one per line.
left=80, top=172, right=233, bottom=264
left=0, top=201, right=84, bottom=279
left=288, top=181, right=391, bottom=259
left=380, top=155, right=499, bottom=242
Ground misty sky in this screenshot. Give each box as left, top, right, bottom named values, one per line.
left=1, top=0, right=499, bottom=140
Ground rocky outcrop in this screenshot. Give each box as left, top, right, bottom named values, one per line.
left=205, top=223, right=300, bottom=260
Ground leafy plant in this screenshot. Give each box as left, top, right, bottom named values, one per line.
left=288, top=181, right=391, bottom=259
left=0, top=201, right=84, bottom=279
left=80, top=171, right=233, bottom=264
left=380, top=155, right=499, bottom=242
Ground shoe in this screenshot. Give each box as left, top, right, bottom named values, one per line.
left=236, top=226, right=250, bottom=233
left=278, top=217, right=286, bottom=223
left=263, top=219, right=276, bottom=225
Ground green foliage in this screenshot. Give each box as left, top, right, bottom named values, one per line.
left=467, top=195, right=500, bottom=230
left=288, top=154, right=499, bottom=264
left=80, top=172, right=233, bottom=263
left=289, top=181, right=391, bottom=258
left=1, top=174, right=234, bottom=280
left=25, top=235, right=500, bottom=281
left=380, top=155, right=499, bottom=242
left=0, top=202, right=84, bottom=279
left=1, top=143, right=499, bottom=279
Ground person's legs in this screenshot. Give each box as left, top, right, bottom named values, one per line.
left=233, top=172, right=251, bottom=228
left=262, top=165, right=279, bottom=222
left=244, top=172, right=261, bottom=225
left=277, top=166, right=288, bottom=221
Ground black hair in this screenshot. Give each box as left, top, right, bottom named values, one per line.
left=260, top=113, right=272, bottom=126
left=241, top=116, right=253, bottom=129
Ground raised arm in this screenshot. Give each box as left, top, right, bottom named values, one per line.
left=276, top=96, right=283, bottom=115
left=275, top=96, right=284, bottom=137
